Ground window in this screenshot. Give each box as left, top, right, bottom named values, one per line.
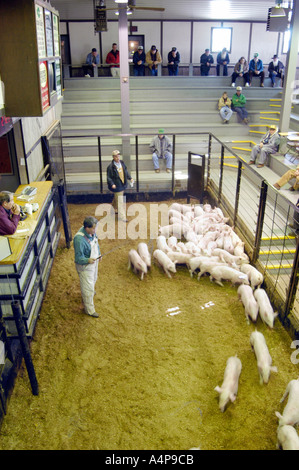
left=282, top=29, right=290, bottom=54
left=211, top=27, right=232, bottom=53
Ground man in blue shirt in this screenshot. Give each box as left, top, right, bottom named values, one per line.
left=84, top=48, right=100, bottom=77
left=74, top=216, right=101, bottom=317
left=249, top=53, right=264, bottom=87
left=133, top=46, right=146, bottom=76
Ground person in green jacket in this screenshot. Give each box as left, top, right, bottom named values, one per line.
left=231, top=86, right=249, bottom=124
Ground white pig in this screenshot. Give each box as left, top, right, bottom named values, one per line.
left=215, top=356, right=242, bottom=412
left=167, top=251, right=193, bottom=265
left=240, top=264, right=263, bottom=289
left=128, top=249, right=148, bottom=280
left=197, top=260, right=227, bottom=280
left=275, top=379, right=299, bottom=427
left=237, top=285, right=259, bottom=324
left=277, top=425, right=299, bottom=450
left=137, top=242, right=151, bottom=269
left=254, top=288, right=277, bottom=329
left=156, top=235, right=171, bottom=253
left=167, top=236, right=180, bottom=251
left=250, top=331, right=278, bottom=384
left=211, top=248, right=248, bottom=267
left=209, top=265, right=249, bottom=287
left=153, top=249, right=177, bottom=278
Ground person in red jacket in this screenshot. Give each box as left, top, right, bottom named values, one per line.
left=0, top=191, right=21, bottom=235
left=106, top=43, right=120, bottom=77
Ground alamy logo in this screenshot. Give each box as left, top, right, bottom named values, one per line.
left=0, top=341, right=5, bottom=365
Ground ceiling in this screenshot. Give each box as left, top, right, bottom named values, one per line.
left=50, top=0, right=287, bottom=22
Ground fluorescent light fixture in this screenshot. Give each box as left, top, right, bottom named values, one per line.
left=115, top=9, right=132, bottom=15
left=115, top=0, right=127, bottom=3
left=270, top=6, right=286, bottom=17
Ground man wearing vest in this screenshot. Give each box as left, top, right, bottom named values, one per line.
left=107, top=150, right=133, bottom=222
left=74, top=216, right=101, bottom=318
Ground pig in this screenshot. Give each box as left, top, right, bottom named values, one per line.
left=237, top=285, right=259, bottom=324
left=188, top=256, right=220, bottom=277
left=250, top=331, right=278, bottom=384
left=214, top=356, right=242, bottom=412
left=167, top=251, right=193, bottom=265
left=277, top=425, right=299, bottom=450
left=184, top=230, right=199, bottom=244
left=275, top=379, right=299, bottom=427
left=167, top=236, right=180, bottom=251
left=156, top=235, right=171, bottom=253
left=137, top=242, right=151, bottom=269
left=209, top=265, right=249, bottom=287
left=153, top=249, right=177, bottom=278
left=194, top=205, right=204, bottom=217
left=211, top=248, right=248, bottom=268
left=159, top=223, right=188, bottom=238
left=240, top=264, right=263, bottom=289
left=197, top=260, right=227, bottom=280
left=128, top=249, right=148, bottom=280
left=169, top=203, right=192, bottom=214
left=254, top=288, right=277, bottom=329
left=223, top=235, right=235, bottom=254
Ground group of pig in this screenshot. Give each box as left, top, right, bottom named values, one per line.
left=127, top=202, right=299, bottom=450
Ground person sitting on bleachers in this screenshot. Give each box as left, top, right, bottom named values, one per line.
left=0, top=191, right=20, bottom=236
left=274, top=165, right=299, bottom=191
left=231, top=57, right=250, bottom=87
left=133, top=46, right=146, bottom=76
left=216, top=48, right=230, bottom=76
left=218, top=91, right=233, bottom=124
left=249, top=53, right=265, bottom=87
left=150, top=129, right=172, bottom=173
left=200, top=49, right=214, bottom=76
left=231, top=86, right=249, bottom=124
left=268, top=54, right=284, bottom=88
left=249, top=125, right=280, bottom=168
left=84, top=48, right=99, bottom=77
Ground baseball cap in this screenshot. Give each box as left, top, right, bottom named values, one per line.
left=236, top=86, right=242, bottom=91
left=172, top=47, right=177, bottom=52
left=151, top=45, right=156, bottom=50
left=158, top=128, right=165, bottom=134
left=254, top=52, right=259, bottom=57
left=92, top=48, right=97, bottom=52
left=138, top=45, right=143, bottom=50
left=272, top=54, right=278, bottom=59
left=112, top=150, right=120, bottom=156
left=269, top=124, right=277, bottom=130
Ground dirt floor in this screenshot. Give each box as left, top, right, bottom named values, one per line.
left=0, top=199, right=298, bottom=450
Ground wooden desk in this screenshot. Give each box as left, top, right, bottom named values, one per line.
left=0, top=181, right=61, bottom=337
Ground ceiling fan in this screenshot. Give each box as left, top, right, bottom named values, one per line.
left=95, top=0, right=165, bottom=12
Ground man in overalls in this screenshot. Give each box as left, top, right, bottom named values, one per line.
left=74, top=216, right=101, bottom=318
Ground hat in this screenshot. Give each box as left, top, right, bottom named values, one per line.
left=92, top=48, right=97, bottom=52
left=138, top=45, right=143, bottom=50
left=205, top=48, right=210, bottom=52
left=253, top=52, right=259, bottom=57
left=269, top=124, right=277, bottom=130
left=272, top=54, right=278, bottom=59
left=112, top=150, right=120, bottom=156
left=236, top=86, right=242, bottom=91
left=172, top=47, right=177, bottom=52
left=158, top=128, right=165, bottom=134
left=151, top=45, right=156, bottom=50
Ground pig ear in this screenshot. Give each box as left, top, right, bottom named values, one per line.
left=230, top=393, right=236, bottom=403
left=214, top=386, right=222, bottom=394
left=271, top=366, right=278, bottom=373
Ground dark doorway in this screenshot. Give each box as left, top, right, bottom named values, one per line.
left=128, top=35, right=144, bottom=60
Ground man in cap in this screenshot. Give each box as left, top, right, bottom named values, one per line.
left=133, top=45, right=146, bottom=76
left=249, top=53, right=264, bottom=87
left=106, top=43, right=120, bottom=77
left=249, top=125, right=280, bottom=168
left=146, top=45, right=162, bottom=76
left=231, top=86, right=249, bottom=124
left=268, top=54, right=284, bottom=87
left=200, top=49, right=214, bottom=76
left=150, top=129, right=173, bottom=173
left=106, top=150, right=134, bottom=221
left=84, top=48, right=100, bottom=77
left=216, top=48, right=230, bottom=76
left=167, top=47, right=180, bottom=76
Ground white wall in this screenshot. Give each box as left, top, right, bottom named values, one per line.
left=250, top=23, right=279, bottom=64
left=162, top=22, right=191, bottom=64
left=133, top=21, right=161, bottom=57
left=223, top=22, right=251, bottom=64
left=192, top=21, right=221, bottom=63
left=69, top=22, right=100, bottom=65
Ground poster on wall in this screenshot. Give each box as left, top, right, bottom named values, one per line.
left=44, top=9, right=54, bottom=57
left=53, top=14, right=60, bottom=56
left=40, top=61, right=50, bottom=112
left=55, top=60, right=62, bottom=99
left=35, top=4, right=46, bottom=58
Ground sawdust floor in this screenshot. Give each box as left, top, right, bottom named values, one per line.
left=0, top=200, right=298, bottom=450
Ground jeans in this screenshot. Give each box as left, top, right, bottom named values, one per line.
left=232, top=106, right=248, bottom=121
left=231, top=72, right=250, bottom=85
left=216, top=64, right=228, bottom=76
left=150, top=68, right=158, bottom=76
left=269, top=71, right=283, bottom=86
left=219, top=106, right=233, bottom=121
left=168, top=67, right=178, bottom=76
left=152, top=151, right=172, bottom=170
left=134, top=67, right=145, bottom=76
left=249, top=70, right=265, bottom=85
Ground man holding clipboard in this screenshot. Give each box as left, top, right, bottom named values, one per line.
left=73, top=216, right=101, bottom=318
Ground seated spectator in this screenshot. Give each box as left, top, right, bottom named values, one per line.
left=249, top=53, right=265, bottom=87
left=106, top=43, right=120, bottom=77
left=146, top=45, right=162, bottom=76
left=150, top=129, right=172, bottom=173
left=231, top=57, right=250, bottom=87
left=133, top=46, right=146, bottom=76
left=274, top=165, right=299, bottom=191
left=168, top=47, right=180, bottom=76
left=268, top=54, right=284, bottom=87
left=218, top=92, right=233, bottom=124
left=0, top=191, right=21, bottom=236
left=231, top=86, right=249, bottom=124
left=216, top=48, right=230, bottom=76
left=200, top=49, right=214, bottom=76
left=84, top=48, right=99, bottom=77
left=249, top=125, right=280, bottom=168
